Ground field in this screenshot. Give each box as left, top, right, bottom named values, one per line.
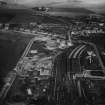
left=0, top=31, right=34, bottom=90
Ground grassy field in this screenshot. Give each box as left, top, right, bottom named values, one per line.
left=0, top=31, right=34, bottom=89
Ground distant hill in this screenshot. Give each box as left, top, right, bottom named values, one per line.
left=0, top=13, right=14, bottom=23
left=0, top=8, right=33, bottom=23
left=0, top=6, right=95, bottom=23
left=46, top=7, right=95, bottom=17
left=9, top=14, right=62, bottom=24
left=0, top=8, right=32, bottom=14
left=0, top=7, right=62, bottom=24
left=31, top=7, right=95, bottom=17
left=101, top=13, right=105, bottom=17
left=48, top=7, right=94, bottom=14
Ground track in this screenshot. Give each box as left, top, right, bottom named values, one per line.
left=53, top=41, right=105, bottom=105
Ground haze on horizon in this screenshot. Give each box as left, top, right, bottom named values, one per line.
left=0, top=0, right=105, bottom=13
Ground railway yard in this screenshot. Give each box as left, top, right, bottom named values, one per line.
left=0, top=13, right=105, bottom=105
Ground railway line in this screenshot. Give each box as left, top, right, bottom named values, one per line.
left=0, top=31, right=105, bottom=105
left=53, top=41, right=105, bottom=105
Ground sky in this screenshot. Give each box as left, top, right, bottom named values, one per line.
left=1, top=0, right=105, bottom=13
left=8, top=0, right=105, bottom=5
left=2, top=0, right=104, bottom=5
